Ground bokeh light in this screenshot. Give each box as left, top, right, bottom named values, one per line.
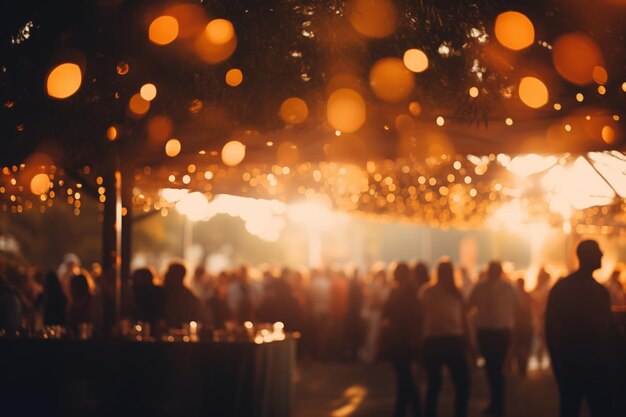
left=116, top=61, right=129, bottom=75
left=592, top=66, right=608, bottom=85
left=369, top=58, right=415, bottom=103
left=140, top=83, right=157, bottom=101
left=348, top=0, right=397, bottom=38
left=147, top=115, right=173, bottom=143
left=148, top=16, right=179, bottom=46
left=205, top=19, right=235, bottom=44
left=195, top=20, right=237, bottom=63
left=408, top=101, right=422, bottom=116
left=279, top=97, right=308, bottom=124
left=46, top=63, right=82, bottom=99
left=221, top=140, right=246, bottom=166
left=494, top=11, right=534, bottom=50
left=106, top=126, right=118, bottom=141
left=403, top=49, right=429, bottom=73
left=30, top=173, right=50, bottom=196
left=552, top=33, right=604, bottom=85
left=469, top=87, right=479, bottom=98
left=277, top=142, right=299, bottom=165
left=326, top=88, right=366, bottom=133
left=164, top=3, right=206, bottom=39
left=225, top=68, right=243, bottom=87
left=129, top=93, right=150, bottom=116
left=601, top=126, right=616, bottom=144
left=165, top=139, right=181, bottom=157
left=518, top=76, right=548, bottom=108
left=395, top=114, right=414, bottom=133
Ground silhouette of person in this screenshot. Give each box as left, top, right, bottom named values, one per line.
left=420, top=259, right=471, bottom=417
left=162, top=262, right=201, bottom=328
left=468, top=261, right=517, bottom=417
left=512, top=277, right=533, bottom=377
left=382, top=262, right=422, bottom=417
left=545, top=239, right=615, bottom=417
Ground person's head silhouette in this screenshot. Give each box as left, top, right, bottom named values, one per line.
left=164, top=262, right=186, bottom=288
left=576, top=239, right=603, bottom=272
left=487, top=261, right=503, bottom=281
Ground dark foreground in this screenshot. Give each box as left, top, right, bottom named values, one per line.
left=294, top=361, right=591, bottom=417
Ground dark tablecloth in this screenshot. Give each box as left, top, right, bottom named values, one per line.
left=0, top=338, right=296, bottom=417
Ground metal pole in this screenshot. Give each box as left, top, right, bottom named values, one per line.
left=115, top=170, right=122, bottom=326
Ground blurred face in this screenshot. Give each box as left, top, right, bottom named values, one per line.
left=589, top=245, right=603, bottom=271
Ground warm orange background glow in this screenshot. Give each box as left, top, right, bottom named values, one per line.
left=552, top=33, right=604, bottom=85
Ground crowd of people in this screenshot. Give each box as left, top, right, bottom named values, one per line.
left=1, top=241, right=626, bottom=416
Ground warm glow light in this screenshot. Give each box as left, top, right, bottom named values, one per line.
left=175, top=192, right=211, bottom=221
left=623, top=82, right=626, bottom=92
left=165, top=139, right=181, bottom=157
left=518, top=76, right=548, bottom=108
left=195, top=21, right=237, bottom=63
left=395, top=114, right=414, bottom=133
left=140, top=83, right=157, bottom=101
left=494, top=11, right=535, bottom=50
left=592, top=66, right=608, bottom=84
left=161, top=188, right=189, bottom=203
left=30, top=174, right=50, bottom=195
left=107, top=126, right=117, bottom=141
left=552, top=33, right=604, bottom=85
left=327, top=88, right=366, bottom=133
left=288, top=195, right=339, bottom=232
left=348, top=0, right=397, bottom=38
left=147, top=115, right=173, bottom=143
left=507, top=154, right=557, bottom=177
left=279, top=97, right=309, bottom=124
left=205, top=19, right=235, bottom=45
left=576, top=93, right=584, bottom=102
left=46, top=63, right=82, bottom=99
left=116, top=61, right=129, bottom=75
left=469, top=87, right=479, bottom=98
left=149, top=16, right=179, bottom=45
left=598, top=85, right=606, bottom=95
left=369, top=58, right=415, bottom=103
left=505, top=118, right=513, bottom=126
left=602, top=126, right=616, bottom=144
left=225, top=68, right=243, bottom=87
left=403, top=49, right=429, bottom=73
left=178, top=194, right=287, bottom=241
left=436, top=116, right=445, bottom=126
left=164, top=3, right=206, bottom=39
left=221, top=140, right=246, bottom=166
left=542, top=157, right=615, bottom=209
left=408, top=101, right=421, bottom=116
left=277, top=142, right=299, bottom=165
left=554, top=103, right=561, bottom=110
left=129, top=94, right=150, bottom=116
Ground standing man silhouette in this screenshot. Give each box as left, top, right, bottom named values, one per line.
left=468, top=261, right=518, bottom=417
left=545, top=239, right=614, bottom=417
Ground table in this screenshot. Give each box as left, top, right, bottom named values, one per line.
left=0, top=338, right=296, bottom=417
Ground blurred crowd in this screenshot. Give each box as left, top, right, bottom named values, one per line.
left=1, top=253, right=625, bottom=367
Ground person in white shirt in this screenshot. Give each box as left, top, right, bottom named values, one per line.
left=468, top=261, right=518, bottom=417
left=420, top=259, right=471, bottom=417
